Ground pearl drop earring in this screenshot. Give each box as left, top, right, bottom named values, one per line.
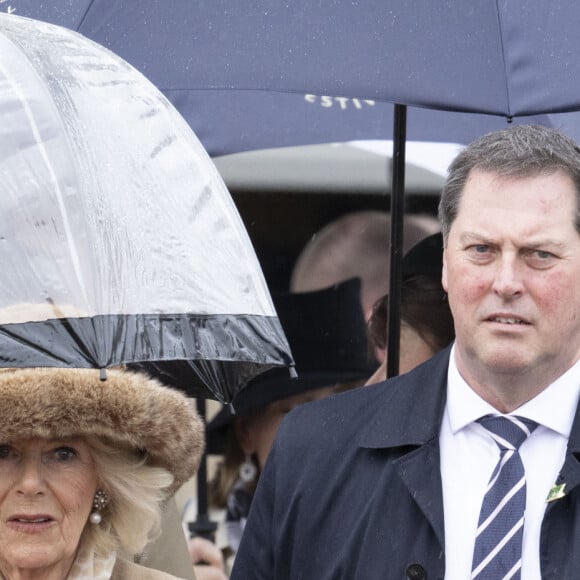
left=90, top=490, right=109, bottom=525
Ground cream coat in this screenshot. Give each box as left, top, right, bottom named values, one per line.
left=112, top=558, right=192, bottom=580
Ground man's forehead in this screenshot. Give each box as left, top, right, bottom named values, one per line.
left=465, top=166, right=575, bottom=187
left=459, top=168, right=578, bottom=207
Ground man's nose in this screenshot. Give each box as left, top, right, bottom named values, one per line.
left=491, top=255, right=524, bottom=297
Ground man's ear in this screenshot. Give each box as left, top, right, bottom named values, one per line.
left=442, top=247, right=449, bottom=292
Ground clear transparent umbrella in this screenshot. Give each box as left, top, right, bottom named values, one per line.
left=0, top=13, right=293, bottom=403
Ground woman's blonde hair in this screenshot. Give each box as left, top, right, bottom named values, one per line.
left=81, top=435, right=174, bottom=557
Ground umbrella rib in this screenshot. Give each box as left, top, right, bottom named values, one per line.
left=76, top=0, right=97, bottom=31
left=494, top=0, right=513, bottom=119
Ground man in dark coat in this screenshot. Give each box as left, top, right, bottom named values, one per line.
left=232, top=125, right=580, bottom=580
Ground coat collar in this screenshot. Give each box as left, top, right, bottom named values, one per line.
left=356, top=344, right=580, bottom=494
left=557, top=392, right=580, bottom=494
left=357, top=346, right=450, bottom=450
left=566, top=392, right=580, bottom=453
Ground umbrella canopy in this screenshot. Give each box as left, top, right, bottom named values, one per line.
left=6, top=1, right=577, bottom=156
left=65, top=0, right=580, bottom=117
left=0, top=13, right=293, bottom=402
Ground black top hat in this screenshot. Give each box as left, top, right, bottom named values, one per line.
left=206, top=277, right=376, bottom=453
left=402, top=232, right=444, bottom=279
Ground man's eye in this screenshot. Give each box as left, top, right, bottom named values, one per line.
left=0, top=444, right=11, bottom=459
left=526, top=249, right=558, bottom=268
left=466, top=244, right=492, bottom=258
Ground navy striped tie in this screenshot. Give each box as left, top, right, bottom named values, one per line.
left=471, top=415, right=538, bottom=580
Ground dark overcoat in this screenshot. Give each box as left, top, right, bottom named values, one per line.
left=232, top=347, right=580, bottom=580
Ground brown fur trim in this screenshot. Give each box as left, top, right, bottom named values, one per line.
left=0, top=367, right=204, bottom=492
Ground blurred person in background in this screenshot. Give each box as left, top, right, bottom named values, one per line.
left=290, top=210, right=439, bottom=320
left=366, top=232, right=455, bottom=384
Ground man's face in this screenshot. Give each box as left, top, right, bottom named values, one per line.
left=442, top=168, right=580, bottom=400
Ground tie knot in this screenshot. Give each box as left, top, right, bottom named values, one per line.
left=477, top=415, right=538, bottom=450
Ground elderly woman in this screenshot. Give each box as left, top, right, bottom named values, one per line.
left=0, top=365, right=204, bottom=580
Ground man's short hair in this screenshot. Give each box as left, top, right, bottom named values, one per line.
left=439, top=125, right=580, bottom=241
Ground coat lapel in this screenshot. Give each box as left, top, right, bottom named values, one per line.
left=357, top=347, right=451, bottom=548
left=393, top=438, right=445, bottom=547
left=555, top=400, right=580, bottom=496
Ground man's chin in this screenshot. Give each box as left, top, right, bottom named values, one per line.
left=468, top=347, right=534, bottom=377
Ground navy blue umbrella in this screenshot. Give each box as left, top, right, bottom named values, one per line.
left=8, top=0, right=580, bottom=377
left=9, top=1, right=580, bottom=116
left=6, top=1, right=577, bottom=155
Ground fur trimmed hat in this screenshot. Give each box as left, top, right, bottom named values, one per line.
left=0, top=366, right=204, bottom=493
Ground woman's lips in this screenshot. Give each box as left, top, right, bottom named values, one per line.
left=7, top=515, right=55, bottom=532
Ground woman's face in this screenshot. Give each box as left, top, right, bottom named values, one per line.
left=236, top=385, right=336, bottom=469
left=0, top=437, right=98, bottom=578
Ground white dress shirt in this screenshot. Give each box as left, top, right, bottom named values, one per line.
left=440, top=346, right=580, bottom=580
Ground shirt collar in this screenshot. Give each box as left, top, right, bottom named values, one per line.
left=447, top=345, right=580, bottom=438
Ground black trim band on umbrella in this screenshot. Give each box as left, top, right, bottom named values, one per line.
left=0, top=313, right=294, bottom=402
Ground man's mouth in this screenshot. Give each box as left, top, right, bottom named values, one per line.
left=488, top=316, right=528, bottom=325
